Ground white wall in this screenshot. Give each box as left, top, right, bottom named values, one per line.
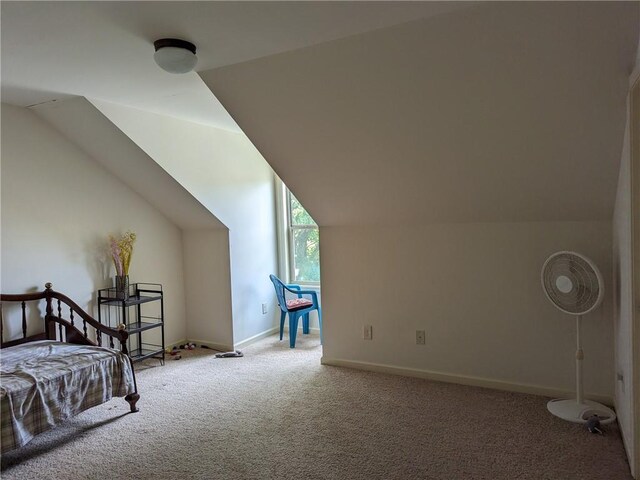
left=321, top=222, right=614, bottom=399
left=613, top=120, right=635, bottom=476
left=30, top=97, right=232, bottom=350
left=201, top=2, right=638, bottom=228
left=200, top=3, right=633, bottom=403
left=183, top=229, right=234, bottom=349
left=1, top=104, right=188, bottom=345
left=91, top=100, right=279, bottom=345
left=612, top=66, right=639, bottom=477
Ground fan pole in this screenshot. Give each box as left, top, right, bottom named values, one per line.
left=543, top=252, right=616, bottom=424
left=576, top=315, right=584, bottom=405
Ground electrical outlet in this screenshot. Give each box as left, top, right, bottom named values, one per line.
left=416, top=330, right=426, bottom=345
left=261, top=303, right=268, bottom=315
left=363, top=325, right=373, bottom=340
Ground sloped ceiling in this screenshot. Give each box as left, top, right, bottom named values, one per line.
left=201, top=2, right=639, bottom=226
left=31, top=98, right=226, bottom=231
left=1, top=1, right=471, bottom=130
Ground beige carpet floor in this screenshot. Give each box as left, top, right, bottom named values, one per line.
left=1, top=334, right=633, bottom=480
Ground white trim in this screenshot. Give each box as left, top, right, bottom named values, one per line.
left=320, top=357, right=614, bottom=407
left=233, top=327, right=280, bottom=349
left=188, top=338, right=234, bottom=353
left=274, top=174, right=289, bottom=280
left=286, top=188, right=321, bottom=286
left=165, top=339, right=188, bottom=350
left=630, top=64, right=640, bottom=89
left=274, top=178, right=322, bottom=287
left=629, top=71, right=640, bottom=478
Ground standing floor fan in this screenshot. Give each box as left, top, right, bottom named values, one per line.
left=541, top=251, right=616, bottom=424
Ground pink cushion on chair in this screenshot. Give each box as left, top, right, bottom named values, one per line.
left=286, top=298, right=313, bottom=311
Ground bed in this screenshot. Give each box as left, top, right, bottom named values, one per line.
left=0, top=283, right=139, bottom=453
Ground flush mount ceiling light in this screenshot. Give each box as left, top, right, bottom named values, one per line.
left=153, top=38, right=197, bottom=74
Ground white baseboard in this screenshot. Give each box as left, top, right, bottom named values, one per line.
left=165, top=339, right=187, bottom=350
left=234, top=327, right=280, bottom=349
left=188, top=338, right=234, bottom=353
left=188, top=326, right=308, bottom=352
left=166, top=338, right=233, bottom=353
left=321, top=357, right=614, bottom=407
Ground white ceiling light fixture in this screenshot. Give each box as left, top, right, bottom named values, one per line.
left=153, top=38, right=198, bottom=74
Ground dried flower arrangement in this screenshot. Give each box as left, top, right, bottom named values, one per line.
left=109, top=231, right=136, bottom=277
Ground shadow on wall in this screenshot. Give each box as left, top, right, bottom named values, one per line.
left=83, top=235, right=113, bottom=316
left=84, top=235, right=112, bottom=288
left=1, top=286, right=42, bottom=342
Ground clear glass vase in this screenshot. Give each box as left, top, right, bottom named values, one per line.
left=115, top=275, right=129, bottom=300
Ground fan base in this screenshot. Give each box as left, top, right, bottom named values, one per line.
left=547, top=398, right=616, bottom=425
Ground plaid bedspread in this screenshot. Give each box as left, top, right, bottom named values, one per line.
left=0, top=340, right=135, bottom=453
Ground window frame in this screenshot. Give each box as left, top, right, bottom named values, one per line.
left=274, top=176, right=321, bottom=287
left=286, top=189, right=320, bottom=286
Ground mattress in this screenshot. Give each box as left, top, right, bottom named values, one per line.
left=0, top=340, right=135, bottom=452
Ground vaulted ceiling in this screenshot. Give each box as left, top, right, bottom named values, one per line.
left=2, top=2, right=638, bottom=227
left=201, top=2, right=639, bottom=225
left=1, top=1, right=470, bottom=130
left=32, top=98, right=225, bottom=231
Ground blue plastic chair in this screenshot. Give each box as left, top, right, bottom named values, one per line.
left=269, top=274, right=322, bottom=348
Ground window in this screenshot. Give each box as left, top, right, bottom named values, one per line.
left=274, top=176, right=321, bottom=286
left=287, top=191, right=320, bottom=285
